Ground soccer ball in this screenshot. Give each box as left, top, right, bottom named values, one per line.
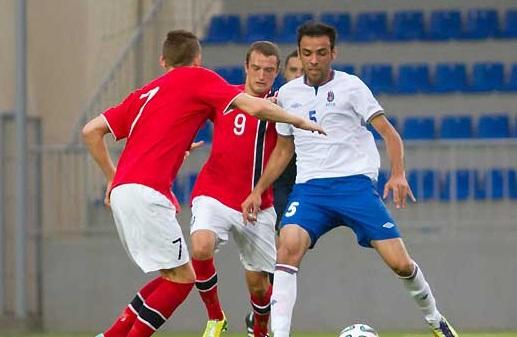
left=338, top=323, right=379, bottom=337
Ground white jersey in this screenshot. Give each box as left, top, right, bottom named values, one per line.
left=276, top=70, right=382, bottom=183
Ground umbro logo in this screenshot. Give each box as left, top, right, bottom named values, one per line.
left=382, top=222, right=395, bottom=228
left=271, top=299, right=277, bottom=306
left=289, top=103, right=302, bottom=109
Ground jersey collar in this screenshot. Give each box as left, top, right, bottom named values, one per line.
left=304, top=70, right=335, bottom=95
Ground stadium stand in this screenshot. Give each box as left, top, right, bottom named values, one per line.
left=427, top=10, right=463, bottom=40
left=204, top=14, right=242, bottom=43
left=391, top=10, right=425, bottom=41
left=202, top=8, right=517, bottom=44
left=276, top=12, right=314, bottom=43
left=243, top=14, right=276, bottom=42
left=320, top=12, right=352, bottom=41
left=440, top=115, right=473, bottom=139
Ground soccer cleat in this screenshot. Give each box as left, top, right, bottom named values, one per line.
left=202, top=314, right=228, bottom=337
left=430, top=316, right=459, bottom=337
left=95, top=334, right=104, bottom=337
left=245, top=311, right=254, bottom=337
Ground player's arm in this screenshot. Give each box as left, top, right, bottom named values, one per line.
left=370, top=114, right=415, bottom=208
left=82, top=115, right=116, bottom=207
left=231, top=93, right=326, bottom=135
left=241, top=135, right=295, bottom=224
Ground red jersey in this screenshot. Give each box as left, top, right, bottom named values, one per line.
left=191, top=85, right=278, bottom=211
left=103, top=66, right=241, bottom=209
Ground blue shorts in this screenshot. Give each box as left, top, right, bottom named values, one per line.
left=279, top=175, right=400, bottom=248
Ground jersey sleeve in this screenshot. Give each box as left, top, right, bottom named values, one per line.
left=102, top=91, right=140, bottom=140
left=275, top=89, right=294, bottom=136
left=197, top=69, right=242, bottom=115
left=349, top=77, right=384, bottom=122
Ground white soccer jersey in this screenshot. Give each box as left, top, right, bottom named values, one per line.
left=276, top=70, right=382, bottom=183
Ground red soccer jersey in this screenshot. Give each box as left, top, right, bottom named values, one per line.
left=102, top=66, right=241, bottom=209
left=191, top=85, right=278, bottom=211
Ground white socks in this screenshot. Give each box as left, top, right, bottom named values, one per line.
left=401, top=263, right=442, bottom=327
left=271, top=264, right=299, bottom=337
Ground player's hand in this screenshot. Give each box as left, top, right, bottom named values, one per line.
left=241, top=191, right=262, bottom=225
left=383, top=174, right=416, bottom=209
left=294, top=118, right=327, bottom=135
left=184, top=141, right=205, bottom=161
left=104, top=179, right=113, bottom=208
left=266, top=96, right=277, bottom=104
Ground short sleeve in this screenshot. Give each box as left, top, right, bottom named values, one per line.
left=274, top=88, right=293, bottom=136
left=197, top=69, right=242, bottom=115
left=349, top=77, right=383, bottom=122
left=102, top=91, right=140, bottom=140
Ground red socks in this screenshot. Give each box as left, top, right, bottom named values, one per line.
left=251, top=284, right=272, bottom=337
left=126, top=279, right=193, bottom=337
left=104, top=276, right=163, bottom=337
left=192, top=258, right=224, bottom=320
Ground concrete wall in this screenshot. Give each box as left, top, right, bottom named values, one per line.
left=42, top=208, right=517, bottom=332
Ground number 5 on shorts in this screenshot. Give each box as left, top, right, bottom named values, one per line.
left=285, top=201, right=299, bottom=217
left=172, top=238, right=182, bottom=260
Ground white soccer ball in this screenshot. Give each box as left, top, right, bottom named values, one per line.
left=338, top=323, right=379, bottom=337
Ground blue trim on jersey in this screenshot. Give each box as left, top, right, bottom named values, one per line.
left=280, top=174, right=400, bottom=248
left=304, top=70, right=336, bottom=95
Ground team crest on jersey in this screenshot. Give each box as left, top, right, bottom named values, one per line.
left=327, top=90, right=335, bottom=102
left=326, top=90, right=336, bottom=107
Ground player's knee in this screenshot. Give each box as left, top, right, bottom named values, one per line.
left=248, top=281, right=269, bottom=297
left=276, top=242, right=304, bottom=265
left=390, top=259, right=414, bottom=277
left=160, top=263, right=196, bottom=283
left=191, top=239, right=215, bottom=260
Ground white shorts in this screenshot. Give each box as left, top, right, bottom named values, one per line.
left=191, top=196, right=276, bottom=273
left=110, top=184, right=189, bottom=273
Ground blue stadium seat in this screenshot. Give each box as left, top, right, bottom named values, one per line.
left=194, top=121, right=212, bottom=143
left=172, top=173, right=197, bottom=204
left=243, top=14, right=276, bottom=42
left=439, top=170, right=471, bottom=201
left=509, top=169, right=517, bottom=199
left=396, top=63, right=431, bottom=94
left=421, top=169, right=436, bottom=200
left=427, top=10, right=462, bottom=40
left=402, top=117, right=435, bottom=140
left=440, top=115, right=473, bottom=139
left=360, top=64, right=394, bottom=94
left=467, top=62, right=505, bottom=92
left=215, top=66, right=244, bottom=84
left=367, top=116, right=398, bottom=140
left=431, top=63, right=467, bottom=93
left=334, top=63, right=354, bottom=74
left=474, top=170, right=488, bottom=200
left=461, top=8, right=499, bottom=39
left=391, top=10, right=425, bottom=41
left=354, top=12, right=388, bottom=41
left=276, top=13, right=314, bottom=43
left=408, top=170, right=419, bottom=199
left=320, top=12, right=351, bottom=41
left=409, top=169, right=436, bottom=201
left=478, top=114, right=510, bottom=138
left=204, top=15, right=241, bottom=43
left=490, top=169, right=505, bottom=200
left=376, top=170, right=388, bottom=195
left=500, top=10, right=517, bottom=38
left=475, top=169, right=505, bottom=200
left=503, top=63, right=517, bottom=91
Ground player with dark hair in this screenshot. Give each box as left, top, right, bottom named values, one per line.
left=242, top=22, right=459, bottom=337
left=82, top=30, right=324, bottom=337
